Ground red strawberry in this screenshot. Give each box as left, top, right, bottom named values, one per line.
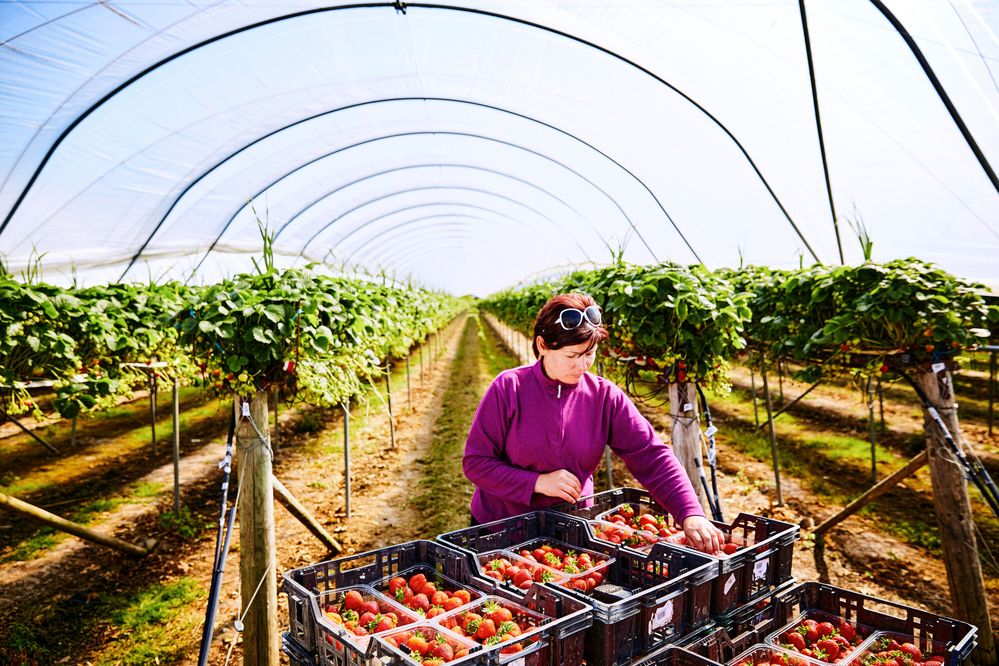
left=409, top=573, right=428, bottom=593
left=388, top=577, right=407, bottom=595
left=899, top=643, right=922, bottom=661
left=784, top=631, right=806, bottom=652
left=409, top=593, right=430, bottom=612
left=837, top=620, right=856, bottom=642
left=343, top=590, right=364, bottom=611
left=476, top=618, right=497, bottom=640
left=816, top=638, right=840, bottom=661
left=815, top=622, right=835, bottom=638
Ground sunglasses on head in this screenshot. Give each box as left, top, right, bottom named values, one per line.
left=556, top=305, right=602, bottom=330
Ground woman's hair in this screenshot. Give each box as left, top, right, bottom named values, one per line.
left=532, top=292, right=608, bottom=358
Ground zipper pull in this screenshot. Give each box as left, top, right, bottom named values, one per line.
left=557, top=384, right=561, bottom=399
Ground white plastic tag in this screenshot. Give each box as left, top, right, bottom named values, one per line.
left=683, top=403, right=693, bottom=412
left=705, top=426, right=718, bottom=437
left=753, top=558, right=769, bottom=580
left=649, top=601, right=674, bottom=631
left=932, top=362, right=946, bottom=374
left=241, top=402, right=250, bottom=416
left=723, top=573, right=737, bottom=595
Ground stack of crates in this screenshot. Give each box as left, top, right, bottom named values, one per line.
left=281, top=538, right=591, bottom=666
left=439, top=510, right=718, bottom=666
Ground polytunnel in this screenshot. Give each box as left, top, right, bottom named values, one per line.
left=1, top=1, right=998, bottom=295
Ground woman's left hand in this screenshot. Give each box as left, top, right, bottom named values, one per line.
left=681, top=515, right=724, bottom=554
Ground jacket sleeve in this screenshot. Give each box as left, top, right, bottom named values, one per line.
left=606, top=387, right=705, bottom=523
left=462, top=376, right=539, bottom=506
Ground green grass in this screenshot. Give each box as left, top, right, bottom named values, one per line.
left=132, top=481, right=164, bottom=498
left=412, top=314, right=516, bottom=535
left=95, top=578, right=207, bottom=665
left=1, top=528, right=62, bottom=562
left=0, top=476, right=52, bottom=497
left=160, top=506, right=205, bottom=540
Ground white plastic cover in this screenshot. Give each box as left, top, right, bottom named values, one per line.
left=1, top=1, right=997, bottom=295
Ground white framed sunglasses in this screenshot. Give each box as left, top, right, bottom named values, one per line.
left=556, top=305, right=603, bottom=330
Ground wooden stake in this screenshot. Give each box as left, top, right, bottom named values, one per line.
left=760, top=360, right=784, bottom=506
left=668, top=382, right=708, bottom=510
left=385, top=366, right=396, bottom=450
left=749, top=364, right=760, bottom=426
left=235, top=393, right=278, bottom=666
left=271, top=475, right=341, bottom=554
left=343, top=402, right=351, bottom=519
left=149, top=374, right=157, bottom=454
left=0, top=491, right=152, bottom=557
left=406, top=355, right=412, bottom=411
left=814, top=450, right=927, bottom=536
left=172, top=378, right=181, bottom=514
left=866, top=376, right=877, bottom=485
left=914, top=368, right=996, bottom=666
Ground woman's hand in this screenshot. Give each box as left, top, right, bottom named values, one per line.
left=681, top=515, right=724, bottom=554
left=534, top=470, right=582, bottom=503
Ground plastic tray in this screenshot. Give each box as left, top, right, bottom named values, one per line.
left=374, top=623, right=481, bottom=665
left=729, top=643, right=828, bottom=666
left=433, top=594, right=553, bottom=665
left=771, top=582, right=978, bottom=666
left=764, top=609, right=872, bottom=664
left=316, top=585, right=421, bottom=651
left=559, top=488, right=799, bottom=615
left=853, top=630, right=953, bottom=666
left=374, top=564, right=486, bottom=617
left=510, top=537, right=615, bottom=580
left=477, top=549, right=570, bottom=592
left=439, top=510, right=717, bottom=666
left=283, top=540, right=486, bottom=662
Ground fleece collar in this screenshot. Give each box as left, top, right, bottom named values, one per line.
left=532, top=358, right=581, bottom=395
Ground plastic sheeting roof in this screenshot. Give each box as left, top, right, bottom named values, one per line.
left=1, top=1, right=997, bottom=295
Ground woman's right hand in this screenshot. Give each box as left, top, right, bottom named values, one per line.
left=534, top=470, right=582, bottom=503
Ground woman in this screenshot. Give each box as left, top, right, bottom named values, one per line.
left=463, top=292, right=723, bottom=553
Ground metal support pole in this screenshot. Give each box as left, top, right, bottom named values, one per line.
left=406, top=355, right=412, bottom=410
left=760, top=359, right=784, bottom=506
left=172, top=378, right=181, bottom=513
left=867, top=376, right=877, bottom=485
left=878, top=378, right=886, bottom=433
left=149, top=374, right=157, bottom=454
left=343, top=403, right=351, bottom=518
left=777, top=360, right=785, bottom=405
left=385, top=366, right=396, bottom=450
left=750, top=363, right=760, bottom=426
left=419, top=343, right=425, bottom=387
left=6, top=414, right=60, bottom=453
left=597, top=361, right=613, bottom=490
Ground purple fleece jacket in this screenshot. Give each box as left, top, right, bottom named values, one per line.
left=463, top=359, right=704, bottom=524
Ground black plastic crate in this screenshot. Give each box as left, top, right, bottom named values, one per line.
left=283, top=632, right=317, bottom=666
left=439, top=510, right=717, bottom=666
left=629, top=645, right=723, bottom=666
left=557, top=488, right=799, bottom=615
left=282, top=540, right=486, bottom=662
left=770, top=582, right=978, bottom=666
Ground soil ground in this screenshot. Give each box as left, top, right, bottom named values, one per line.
left=0, top=313, right=996, bottom=664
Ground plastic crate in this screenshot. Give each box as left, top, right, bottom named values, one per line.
left=374, top=623, right=482, bottom=665
left=439, top=510, right=717, bottom=666
left=770, top=582, right=978, bottom=666
left=558, top=488, right=799, bottom=615
left=854, top=630, right=954, bottom=666
left=282, top=540, right=487, bottom=662
left=628, top=644, right=723, bottom=666
left=371, top=584, right=592, bottom=666
left=283, top=632, right=318, bottom=666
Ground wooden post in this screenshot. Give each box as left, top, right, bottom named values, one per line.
left=914, top=368, right=996, bottom=666
left=814, top=450, right=927, bottom=536
left=406, top=355, right=412, bottom=411
left=272, top=475, right=341, bottom=554
left=760, top=360, right=784, bottom=506
left=149, top=373, right=157, bottom=454
left=749, top=364, right=760, bottom=426
left=385, top=366, right=396, bottom=450
left=172, top=378, right=181, bottom=514
left=668, top=382, right=708, bottom=510
left=343, top=403, right=351, bottom=518
left=419, top=343, right=425, bottom=387
left=866, top=376, right=877, bottom=485
left=235, top=393, right=278, bottom=666
left=0, top=491, right=153, bottom=556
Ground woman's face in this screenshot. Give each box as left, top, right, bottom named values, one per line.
left=538, top=338, right=597, bottom=384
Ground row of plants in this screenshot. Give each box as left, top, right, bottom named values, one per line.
left=481, top=259, right=998, bottom=391
left=1, top=265, right=461, bottom=418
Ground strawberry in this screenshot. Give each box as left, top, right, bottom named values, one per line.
left=406, top=633, right=430, bottom=655
left=476, top=618, right=497, bottom=640
left=442, top=597, right=462, bottom=612
left=409, top=573, right=428, bottom=593
left=388, top=577, right=407, bottom=595
left=815, top=638, right=840, bottom=661
left=431, top=591, right=449, bottom=606
left=421, top=659, right=444, bottom=666
left=837, top=620, right=856, bottom=642
left=899, top=643, right=922, bottom=661
left=361, top=600, right=380, bottom=616
left=815, top=621, right=835, bottom=638
left=343, top=590, right=364, bottom=611
left=453, top=589, right=471, bottom=604
left=409, top=593, right=430, bottom=612
left=429, top=640, right=454, bottom=661
left=783, top=631, right=806, bottom=652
